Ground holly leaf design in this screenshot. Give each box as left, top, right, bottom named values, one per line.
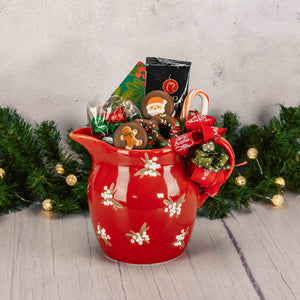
left=177, top=194, right=186, bottom=205
left=109, top=183, right=116, bottom=194
left=125, top=78, right=145, bottom=104
left=112, top=85, right=121, bottom=97
left=134, top=168, right=147, bottom=178
left=140, top=222, right=149, bottom=235
left=128, top=64, right=139, bottom=77
left=126, top=233, right=135, bottom=237
left=111, top=199, right=122, bottom=209
left=144, top=153, right=149, bottom=163
left=121, top=89, right=135, bottom=100
left=186, top=227, right=189, bottom=235
left=104, top=240, right=112, bottom=246
left=163, top=199, right=172, bottom=206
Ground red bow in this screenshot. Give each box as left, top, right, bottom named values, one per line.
left=171, top=113, right=229, bottom=204
left=187, top=162, right=228, bottom=206
left=171, top=114, right=226, bottom=156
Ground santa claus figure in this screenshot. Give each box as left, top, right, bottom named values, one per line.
left=146, top=97, right=167, bottom=117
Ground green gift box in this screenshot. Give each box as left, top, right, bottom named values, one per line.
left=111, top=61, right=146, bottom=109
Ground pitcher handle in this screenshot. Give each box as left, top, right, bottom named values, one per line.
left=188, top=137, right=235, bottom=208
left=214, top=137, right=235, bottom=180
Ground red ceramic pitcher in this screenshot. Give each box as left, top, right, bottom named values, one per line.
left=69, top=127, right=235, bottom=264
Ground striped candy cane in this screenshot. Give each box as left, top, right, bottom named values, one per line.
left=180, top=89, right=210, bottom=119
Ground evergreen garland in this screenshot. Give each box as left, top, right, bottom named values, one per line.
left=201, top=105, right=299, bottom=219
left=0, top=105, right=299, bottom=218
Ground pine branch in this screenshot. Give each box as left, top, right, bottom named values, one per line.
left=0, top=104, right=298, bottom=218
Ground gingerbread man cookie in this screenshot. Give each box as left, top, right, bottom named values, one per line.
left=113, top=122, right=148, bottom=150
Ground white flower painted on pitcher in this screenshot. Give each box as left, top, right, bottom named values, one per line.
left=173, top=227, right=189, bottom=249
left=134, top=153, right=161, bottom=178
left=100, top=183, right=122, bottom=209
left=97, top=224, right=112, bottom=246
left=163, top=194, right=185, bottom=218
left=126, top=222, right=150, bottom=245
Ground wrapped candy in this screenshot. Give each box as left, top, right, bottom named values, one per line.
left=103, top=95, right=142, bottom=121
left=87, top=99, right=108, bottom=138
left=87, top=96, right=142, bottom=140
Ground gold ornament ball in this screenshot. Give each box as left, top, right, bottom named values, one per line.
left=42, top=199, right=53, bottom=211
left=56, top=163, right=65, bottom=174
left=235, top=175, right=247, bottom=186
left=271, top=194, right=285, bottom=206
left=247, top=148, right=258, bottom=159
left=274, top=177, right=286, bottom=187
left=0, top=168, right=5, bottom=179
left=66, top=174, right=77, bottom=186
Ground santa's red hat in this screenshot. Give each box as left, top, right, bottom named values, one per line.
left=146, top=97, right=167, bottom=106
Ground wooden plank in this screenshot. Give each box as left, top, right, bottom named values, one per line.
left=0, top=202, right=260, bottom=300
left=225, top=192, right=300, bottom=299
left=100, top=216, right=259, bottom=300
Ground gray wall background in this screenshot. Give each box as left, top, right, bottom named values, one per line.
left=1, top=0, right=299, bottom=134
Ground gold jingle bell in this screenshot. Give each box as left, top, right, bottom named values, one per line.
left=66, top=174, right=77, bottom=186
left=42, top=199, right=53, bottom=211
left=56, top=163, right=65, bottom=174
left=247, top=148, right=258, bottom=159
left=274, top=177, right=285, bottom=187
left=271, top=194, right=285, bottom=206
left=235, top=175, right=246, bottom=186
left=0, top=168, right=5, bottom=179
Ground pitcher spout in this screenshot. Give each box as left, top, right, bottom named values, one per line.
left=69, top=127, right=109, bottom=163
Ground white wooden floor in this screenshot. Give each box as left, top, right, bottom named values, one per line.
left=1, top=192, right=299, bottom=300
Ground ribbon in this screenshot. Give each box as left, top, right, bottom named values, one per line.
left=187, top=161, right=229, bottom=206
left=191, top=145, right=230, bottom=173
left=171, top=113, right=227, bottom=156
left=185, top=114, right=216, bottom=130
left=170, top=113, right=232, bottom=204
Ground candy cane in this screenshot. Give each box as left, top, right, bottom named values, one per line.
left=180, top=89, right=209, bottom=119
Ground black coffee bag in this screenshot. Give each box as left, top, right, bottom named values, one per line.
left=145, top=57, right=191, bottom=117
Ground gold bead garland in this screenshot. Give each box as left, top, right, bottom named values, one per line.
left=55, top=163, right=65, bottom=174
left=42, top=199, right=53, bottom=211
left=271, top=194, right=285, bottom=206
left=235, top=175, right=246, bottom=186
left=0, top=168, right=5, bottom=179
left=247, top=148, right=258, bottom=159
left=274, top=177, right=285, bottom=187
left=66, top=174, right=77, bottom=186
